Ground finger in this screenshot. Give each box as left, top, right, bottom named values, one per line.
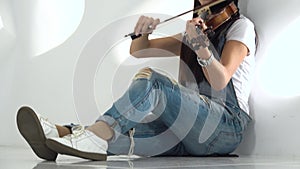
left=192, top=18, right=201, bottom=24
left=201, top=22, right=208, bottom=30
left=134, top=16, right=146, bottom=35
left=196, top=18, right=208, bottom=30
left=186, top=20, right=195, bottom=29
left=188, top=19, right=196, bottom=25
left=134, top=16, right=142, bottom=35
left=186, top=21, right=197, bottom=31
left=141, top=17, right=154, bottom=34
left=189, top=18, right=200, bottom=25
left=188, top=22, right=204, bottom=39
left=185, top=22, right=196, bottom=40
left=152, top=18, right=160, bottom=29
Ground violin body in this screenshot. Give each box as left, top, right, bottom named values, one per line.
left=205, top=2, right=238, bottom=31
left=194, top=1, right=238, bottom=33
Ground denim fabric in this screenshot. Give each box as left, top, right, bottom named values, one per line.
left=97, top=68, right=251, bottom=156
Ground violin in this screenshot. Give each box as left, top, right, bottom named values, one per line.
left=203, top=1, right=238, bottom=32
left=125, top=0, right=238, bottom=40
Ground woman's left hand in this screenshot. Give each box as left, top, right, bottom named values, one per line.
left=185, top=18, right=210, bottom=53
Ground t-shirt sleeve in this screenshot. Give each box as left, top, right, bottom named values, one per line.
left=226, top=16, right=256, bottom=56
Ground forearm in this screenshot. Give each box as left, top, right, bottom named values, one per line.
left=130, top=34, right=150, bottom=57
left=202, top=61, right=229, bottom=91
left=129, top=16, right=182, bottom=58
left=130, top=33, right=182, bottom=58
left=198, top=48, right=229, bottom=91
left=185, top=18, right=228, bottom=89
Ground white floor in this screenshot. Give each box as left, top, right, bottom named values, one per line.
left=1, top=146, right=300, bottom=169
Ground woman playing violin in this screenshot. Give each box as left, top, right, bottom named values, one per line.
left=17, top=0, right=257, bottom=161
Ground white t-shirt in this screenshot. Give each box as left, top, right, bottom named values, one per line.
left=226, top=15, right=256, bottom=114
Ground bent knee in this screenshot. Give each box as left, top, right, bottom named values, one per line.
left=133, top=67, right=153, bottom=80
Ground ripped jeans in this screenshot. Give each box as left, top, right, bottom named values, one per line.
left=97, top=68, right=252, bottom=156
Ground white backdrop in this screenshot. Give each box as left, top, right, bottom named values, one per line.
left=1, top=0, right=300, bottom=157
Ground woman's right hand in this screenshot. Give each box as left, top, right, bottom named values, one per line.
left=134, top=15, right=160, bottom=36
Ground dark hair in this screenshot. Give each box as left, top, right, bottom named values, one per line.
left=194, top=0, right=259, bottom=54
left=232, top=0, right=239, bottom=6
left=196, top=0, right=239, bottom=12
left=197, top=0, right=238, bottom=6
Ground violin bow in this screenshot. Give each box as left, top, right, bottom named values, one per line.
left=124, top=0, right=226, bottom=38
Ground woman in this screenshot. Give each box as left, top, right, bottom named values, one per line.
left=17, top=0, right=256, bottom=161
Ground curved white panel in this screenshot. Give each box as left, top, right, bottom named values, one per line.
left=31, top=0, right=85, bottom=56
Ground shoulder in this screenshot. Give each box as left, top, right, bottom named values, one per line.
left=232, top=15, right=254, bottom=29
left=226, top=15, right=256, bottom=55
left=227, top=15, right=255, bottom=38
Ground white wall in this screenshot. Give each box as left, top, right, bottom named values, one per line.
left=0, top=0, right=192, bottom=146
left=236, top=0, right=300, bottom=156
left=1, top=0, right=300, bottom=157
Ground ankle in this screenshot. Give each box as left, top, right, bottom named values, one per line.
left=86, top=122, right=114, bottom=141
left=55, top=125, right=71, bottom=137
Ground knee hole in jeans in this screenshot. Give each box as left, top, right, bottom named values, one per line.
left=133, top=67, right=153, bottom=80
